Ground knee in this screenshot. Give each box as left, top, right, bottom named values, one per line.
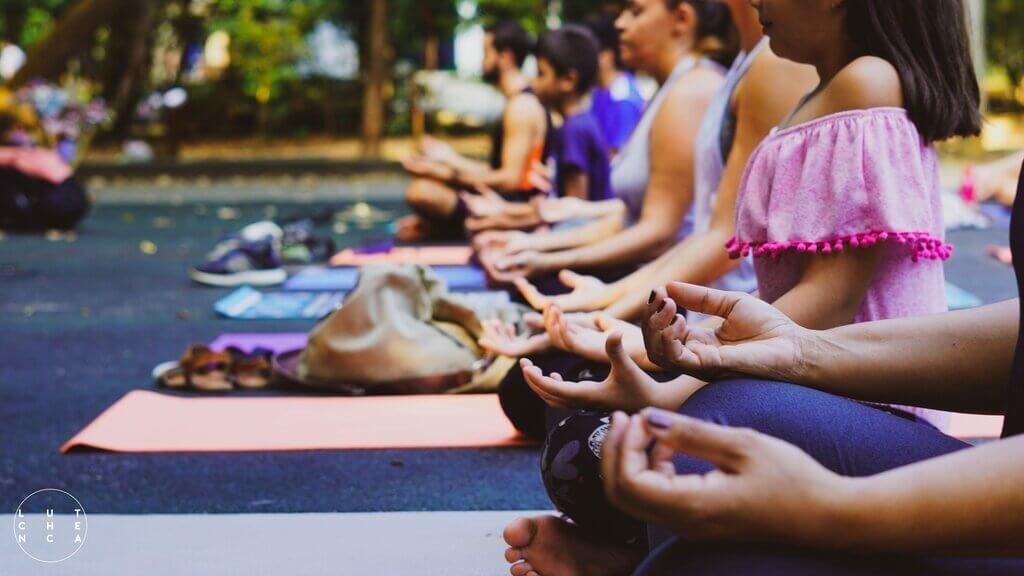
left=497, top=364, right=548, bottom=440
left=405, top=179, right=429, bottom=206
left=47, top=179, right=90, bottom=230
left=671, top=379, right=782, bottom=476
left=541, top=412, right=645, bottom=544
left=406, top=179, right=444, bottom=211
left=677, top=378, right=783, bottom=422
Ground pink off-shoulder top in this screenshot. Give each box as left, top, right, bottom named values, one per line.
left=728, top=107, right=951, bottom=429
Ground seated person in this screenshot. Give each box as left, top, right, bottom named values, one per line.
left=0, top=147, right=89, bottom=232
left=503, top=1, right=992, bottom=574
left=459, top=26, right=617, bottom=235
left=477, top=0, right=732, bottom=286
left=971, top=151, right=1024, bottom=207
left=532, top=25, right=613, bottom=202
left=397, top=20, right=549, bottom=241
left=585, top=14, right=646, bottom=157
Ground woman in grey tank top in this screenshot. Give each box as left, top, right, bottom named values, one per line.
left=483, top=0, right=732, bottom=285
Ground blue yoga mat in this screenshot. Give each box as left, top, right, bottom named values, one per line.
left=284, top=265, right=488, bottom=292
left=946, top=281, right=984, bottom=311
left=215, top=286, right=346, bottom=320
left=979, top=202, right=1012, bottom=230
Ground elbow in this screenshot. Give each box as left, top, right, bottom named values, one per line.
left=811, top=296, right=862, bottom=331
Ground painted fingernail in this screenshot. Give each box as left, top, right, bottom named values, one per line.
left=646, top=408, right=675, bottom=430
left=648, top=291, right=656, bottom=304
left=670, top=315, right=679, bottom=326
left=657, top=301, right=667, bottom=313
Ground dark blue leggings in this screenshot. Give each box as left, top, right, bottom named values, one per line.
left=633, top=379, right=1024, bottom=575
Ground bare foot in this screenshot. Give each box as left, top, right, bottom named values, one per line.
left=503, top=515, right=644, bottom=576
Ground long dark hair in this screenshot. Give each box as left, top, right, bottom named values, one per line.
left=845, top=0, right=981, bottom=142
left=666, top=0, right=738, bottom=68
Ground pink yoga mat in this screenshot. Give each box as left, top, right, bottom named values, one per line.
left=61, top=390, right=535, bottom=453
left=209, top=333, right=308, bottom=354
left=329, top=246, right=472, bottom=267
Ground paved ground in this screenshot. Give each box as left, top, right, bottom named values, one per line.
left=0, top=176, right=1017, bottom=572
left=0, top=181, right=549, bottom=516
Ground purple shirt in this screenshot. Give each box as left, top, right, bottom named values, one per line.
left=554, top=110, right=613, bottom=201
left=591, top=73, right=645, bottom=153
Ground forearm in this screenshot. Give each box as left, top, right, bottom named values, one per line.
left=797, top=300, right=1018, bottom=413
left=836, top=435, right=1024, bottom=555
left=606, top=229, right=738, bottom=320
left=539, top=220, right=676, bottom=275
left=456, top=167, right=526, bottom=193
left=526, top=214, right=625, bottom=253
left=573, top=199, right=627, bottom=220
left=445, top=155, right=491, bottom=176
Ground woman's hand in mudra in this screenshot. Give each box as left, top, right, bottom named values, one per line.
left=642, top=283, right=810, bottom=383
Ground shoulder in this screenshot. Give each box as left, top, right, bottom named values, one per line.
left=663, top=65, right=724, bottom=108
left=821, top=56, right=903, bottom=114
left=505, top=92, right=546, bottom=123
left=742, top=46, right=816, bottom=92
left=734, top=46, right=817, bottom=124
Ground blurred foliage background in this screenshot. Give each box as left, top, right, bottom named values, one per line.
left=0, top=0, right=1019, bottom=158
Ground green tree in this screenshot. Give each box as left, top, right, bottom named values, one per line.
left=475, top=0, right=547, bottom=33
left=206, top=0, right=326, bottom=134
left=987, top=0, right=1024, bottom=89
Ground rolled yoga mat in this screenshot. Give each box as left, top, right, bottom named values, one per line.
left=61, top=391, right=536, bottom=453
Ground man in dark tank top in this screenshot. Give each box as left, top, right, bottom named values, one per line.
left=398, top=20, right=550, bottom=242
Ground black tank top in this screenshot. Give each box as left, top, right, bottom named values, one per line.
left=1004, top=159, right=1024, bottom=437
left=489, top=87, right=552, bottom=170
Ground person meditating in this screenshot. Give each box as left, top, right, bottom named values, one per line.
left=397, top=20, right=549, bottom=241
left=479, top=0, right=733, bottom=286
left=500, top=0, right=1004, bottom=574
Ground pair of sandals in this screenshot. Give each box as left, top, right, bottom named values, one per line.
left=154, top=345, right=273, bottom=392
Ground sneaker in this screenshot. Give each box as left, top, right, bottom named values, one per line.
left=189, top=238, right=286, bottom=287
left=280, top=219, right=336, bottom=264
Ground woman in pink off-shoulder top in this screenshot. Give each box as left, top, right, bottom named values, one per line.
left=724, top=104, right=955, bottom=427
left=505, top=2, right=1001, bottom=576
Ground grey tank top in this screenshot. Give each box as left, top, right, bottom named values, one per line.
left=609, top=55, right=710, bottom=235
left=690, top=38, right=769, bottom=297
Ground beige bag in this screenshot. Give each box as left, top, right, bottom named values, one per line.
left=273, top=264, right=524, bottom=394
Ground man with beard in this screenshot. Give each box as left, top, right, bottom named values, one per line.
left=398, top=20, right=550, bottom=241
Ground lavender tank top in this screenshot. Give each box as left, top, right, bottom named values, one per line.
left=610, top=55, right=709, bottom=238
left=690, top=39, right=768, bottom=295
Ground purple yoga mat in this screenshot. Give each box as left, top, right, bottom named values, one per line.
left=208, top=333, right=308, bottom=354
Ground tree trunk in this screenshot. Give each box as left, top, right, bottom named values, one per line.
left=2, top=4, right=28, bottom=44
left=361, top=0, right=389, bottom=158
left=12, top=0, right=129, bottom=86
left=102, top=0, right=160, bottom=130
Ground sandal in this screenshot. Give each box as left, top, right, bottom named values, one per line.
left=226, top=346, right=273, bottom=389
left=153, top=360, right=186, bottom=388
left=156, top=345, right=233, bottom=392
